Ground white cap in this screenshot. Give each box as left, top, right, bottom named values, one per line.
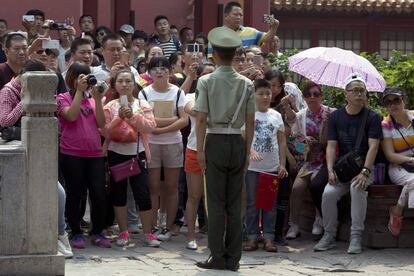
left=343, top=72, right=366, bottom=89
left=119, top=24, right=134, bottom=34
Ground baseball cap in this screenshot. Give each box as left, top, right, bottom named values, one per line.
left=119, top=24, right=134, bottom=34
left=343, top=72, right=366, bottom=89
left=382, top=87, right=403, bottom=99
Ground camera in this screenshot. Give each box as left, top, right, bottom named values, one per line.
left=86, top=75, right=97, bottom=86
left=97, top=82, right=108, bottom=93
left=48, top=22, right=68, bottom=31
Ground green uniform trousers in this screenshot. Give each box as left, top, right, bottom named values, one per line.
left=205, top=133, right=246, bottom=267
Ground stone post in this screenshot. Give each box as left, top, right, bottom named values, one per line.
left=0, top=71, right=65, bottom=275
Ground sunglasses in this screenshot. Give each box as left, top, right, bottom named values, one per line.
left=383, top=97, right=402, bottom=106
left=304, top=91, right=322, bottom=98
left=347, top=87, right=366, bottom=94
left=35, top=49, right=53, bottom=55
left=97, top=32, right=106, bottom=36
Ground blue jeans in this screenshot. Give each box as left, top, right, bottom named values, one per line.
left=58, top=182, right=66, bottom=235
left=245, top=170, right=277, bottom=240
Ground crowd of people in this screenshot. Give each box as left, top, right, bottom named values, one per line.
left=0, top=1, right=413, bottom=272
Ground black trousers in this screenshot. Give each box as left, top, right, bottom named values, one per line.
left=60, top=153, right=107, bottom=235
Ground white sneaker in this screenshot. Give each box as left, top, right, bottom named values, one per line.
left=145, top=233, right=161, bottom=247
left=116, top=231, right=130, bottom=247
left=58, top=232, right=73, bottom=259
left=286, top=224, right=300, bottom=240
left=157, top=228, right=172, bottom=241
left=312, top=216, right=324, bottom=235
left=186, top=240, right=198, bottom=250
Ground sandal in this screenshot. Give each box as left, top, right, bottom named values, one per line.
left=263, top=239, right=278, bottom=252
left=243, top=239, right=258, bottom=251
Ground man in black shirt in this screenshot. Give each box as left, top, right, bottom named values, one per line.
left=314, top=73, right=383, bottom=254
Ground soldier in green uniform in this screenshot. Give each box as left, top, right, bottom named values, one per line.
left=193, top=26, right=255, bottom=271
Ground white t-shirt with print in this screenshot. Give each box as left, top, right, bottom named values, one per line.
left=248, top=109, right=284, bottom=173
left=108, top=99, right=145, bottom=155
left=138, top=84, right=187, bottom=144
left=186, top=93, right=197, bottom=151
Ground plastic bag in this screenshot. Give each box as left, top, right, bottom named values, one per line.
left=109, top=117, right=137, bottom=143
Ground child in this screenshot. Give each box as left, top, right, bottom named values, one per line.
left=243, top=79, right=288, bottom=252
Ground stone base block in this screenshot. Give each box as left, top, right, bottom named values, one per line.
left=0, top=254, right=65, bottom=276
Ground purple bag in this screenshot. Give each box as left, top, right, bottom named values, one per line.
left=109, top=158, right=141, bottom=183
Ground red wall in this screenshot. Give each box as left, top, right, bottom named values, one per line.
left=131, top=0, right=194, bottom=33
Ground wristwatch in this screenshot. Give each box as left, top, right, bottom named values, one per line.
left=360, top=167, right=371, bottom=178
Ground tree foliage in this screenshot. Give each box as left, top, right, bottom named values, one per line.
left=269, top=49, right=414, bottom=114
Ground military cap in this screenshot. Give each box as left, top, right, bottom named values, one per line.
left=208, top=26, right=241, bottom=49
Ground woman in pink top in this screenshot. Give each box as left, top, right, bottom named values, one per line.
left=56, top=62, right=110, bottom=249
left=103, top=70, right=160, bottom=247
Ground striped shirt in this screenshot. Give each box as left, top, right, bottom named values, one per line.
left=382, top=111, right=414, bottom=156
left=208, top=25, right=265, bottom=57
left=153, top=37, right=181, bottom=58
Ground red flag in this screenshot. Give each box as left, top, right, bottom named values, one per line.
left=255, top=172, right=280, bottom=211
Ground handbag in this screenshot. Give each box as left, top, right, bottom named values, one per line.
left=390, top=115, right=414, bottom=173
left=109, top=157, right=141, bottom=182
left=333, top=108, right=369, bottom=183
left=108, top=134, right=142, bottom=182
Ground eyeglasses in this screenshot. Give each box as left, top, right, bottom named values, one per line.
left=97, top=32, right=106, bottom=36
left=346, top=87, right=366, bottom=94
left=304, top=91, right=322, bottom=98
left=383, top=97, right=402, bottom=106
left=150, top=67, right=169, bottom=75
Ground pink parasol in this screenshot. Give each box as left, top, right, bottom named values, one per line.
left=288, top=47, right=386, bottom=92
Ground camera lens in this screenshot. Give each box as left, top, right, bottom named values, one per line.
left=86, top=75, right=97, bottom=86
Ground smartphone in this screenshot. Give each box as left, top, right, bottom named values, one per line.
left=121, top=52, right=129, bottom=65
left=42, top=40, right=60, bottom=49
left=253, top=55, right=263, bottom=66
left=263, top=14, right=275, bottom=24
left=242, top=66, right=256, bottom=76
left=120, top=95, right=128, bottom=106
left=23, top=15, right=35, bottom=22
left=187, top=43, right=202, bottom=53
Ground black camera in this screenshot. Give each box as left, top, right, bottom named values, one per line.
left=86, top=75, right=97, bottom=86
left=48, top=22, right=68, bottom=31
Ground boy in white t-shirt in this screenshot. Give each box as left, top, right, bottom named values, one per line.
left=244, top=79, right=288, bottom=252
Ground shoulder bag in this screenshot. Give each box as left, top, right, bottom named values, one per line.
left=333, top=108, right=369, bottom=183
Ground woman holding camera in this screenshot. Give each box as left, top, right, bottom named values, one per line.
left=57, top=62, right=110, bottom=249
left=381, top=87, right=414, bottom=236
left=103, top=69, right=160, bottom=247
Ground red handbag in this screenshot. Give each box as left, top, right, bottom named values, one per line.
left=109, top=158, right=141, bottom=183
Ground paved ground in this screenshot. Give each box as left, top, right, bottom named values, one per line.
left=66, top=229, right=414, bottom=276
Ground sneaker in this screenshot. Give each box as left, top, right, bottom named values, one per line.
left=388, top=207, right=403, bottom=237
left=312, top=216, right=324, bottom=235
left=91, top=233, right=112, bottom=248
left=347, top=235, right=362, bottom=254
left=286, top=224, right=300, bottom=240
left=71, top=234, right=86, bottom=249
left=127, top=223, right=140, bottom=234
left=151, top=226, right=161, bottom=235
left=157, top=228, right=172, bottom=241
left=186, top=240, right=198, bottom=250
left=58, top=232, right=73, bottom=258
left=116, top=231, right=130, bottom=247
left=314, top=233, right=336, bottom=252
left=274, top=235, right=288, bottom=246
left=145, top=233, right=161, bottom=247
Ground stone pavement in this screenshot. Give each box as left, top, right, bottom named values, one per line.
left=66, top=229, right=414, bottom=276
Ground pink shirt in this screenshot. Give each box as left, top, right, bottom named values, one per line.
left=56, top=92, right=102, bottom=157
